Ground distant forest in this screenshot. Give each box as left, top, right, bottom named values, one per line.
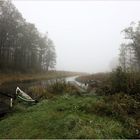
left=0, top=1, right=56, bottom=72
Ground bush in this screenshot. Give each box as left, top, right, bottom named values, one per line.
left=110, top=67, right=128, bottom=93
left=85, top=93, right=140, bottom=119
left=81, top=93, right=140, bottom=138
left=96, top=85, right=112, bottom=96
left=95, top=67, right=140, bottom=100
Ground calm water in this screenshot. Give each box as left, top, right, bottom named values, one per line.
left=0, top=75, right=82, bottom=98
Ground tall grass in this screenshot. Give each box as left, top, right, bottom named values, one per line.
left=27, top=80, right=80, bottom=101
left=0, top=71, right=80, bottom=85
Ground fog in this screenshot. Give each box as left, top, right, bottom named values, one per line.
left=13, top=1, right=140, bottom=73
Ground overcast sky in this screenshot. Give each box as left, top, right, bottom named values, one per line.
left=13, top=0, right=140, bottom=73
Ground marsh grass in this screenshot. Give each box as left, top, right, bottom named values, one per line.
left=27, top=80, right=80, bottom=101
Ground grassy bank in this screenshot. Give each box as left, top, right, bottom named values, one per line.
left=0, top=95, right=132, bottom=139
left=0, top=72, right=139, bottom=139
left=0, top=71, right=83, bottom=85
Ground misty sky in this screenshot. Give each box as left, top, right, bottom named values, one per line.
left=13, top=0, right=140, bottom=73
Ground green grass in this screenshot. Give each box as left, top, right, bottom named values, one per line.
left=0, top=95, right=132, bottom=139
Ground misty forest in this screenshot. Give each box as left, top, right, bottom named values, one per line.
left=0, top=0, right=140, bottom=139
left=0, top=1, right=56, bottom=72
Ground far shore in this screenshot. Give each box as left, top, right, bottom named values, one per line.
left=0, top=71, right=86, bottom=85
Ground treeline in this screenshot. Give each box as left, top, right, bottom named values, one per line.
left=110, top=22, right=140, bottom=98
left=0, top=0, right=56, bottom=72
left=119, top=22, right=140, bottom=72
